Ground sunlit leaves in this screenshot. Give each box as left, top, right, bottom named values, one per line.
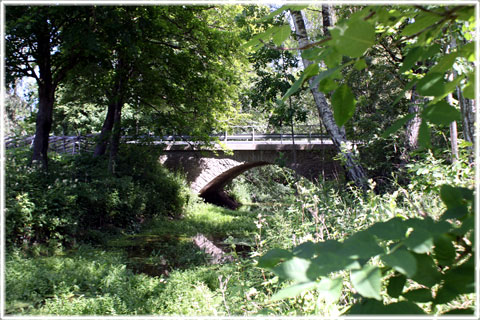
left=341, top=231, right=383, bottom=260
left=331, top=84, right=356, bottom=127
left=368, top=217, right=409, bottom=240
left=272, top=257, right=313, bottom=283
left=257, top=248, right=293, bottom=268
left=404, top=229, right=434, bottom=254
left=401, top=12, right=441, bottom=37
left=317, top=277, right=343, bottom=304
left=331, top=19, right=376, bottom=58
left=242, top=24, right=292, bottom=51
left=281, top=63, right=319, bottom=101
left=351, top=264, right=382, bottom=300
left=416, top=73, right=446, bottom=96
left=381, top=249, right=417, bottom=277
left=272, top=25, right=291, bottom=46
left=421, top=101, right=461, bottom=126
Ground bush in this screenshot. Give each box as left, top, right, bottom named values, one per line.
left=5, top=145, right=191, bottom=248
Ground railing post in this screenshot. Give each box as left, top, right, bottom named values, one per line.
left=224, top=131, right=227, bottom=142
left=252, top=127, right=255, bottom=142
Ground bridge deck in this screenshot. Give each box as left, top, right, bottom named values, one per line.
left=161, top=140, right=335, bottom=151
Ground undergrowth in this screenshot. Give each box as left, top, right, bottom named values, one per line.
left=5, top=149, right=475, bottom=315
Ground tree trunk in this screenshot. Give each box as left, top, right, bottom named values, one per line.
left=31, top=83, right=55, bottom=169
left=31, top=30, right=55, bottom=169
left=402, top=88, right=422, bottom=162
left=108, top=101, right=123, bottom=173
left=93, top=102, right=116, bottom=157
left=94, top=58, right=128, bottom=159
left=321, top=5, right=336, bottom=37
left=290, top=10, right=368, bottom=189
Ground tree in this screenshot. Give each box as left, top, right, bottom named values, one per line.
left=253, top=4, right=475, bottom=314
left=289, top=9, right=368, bottom=189
left=5, top=6, right=96, bottom=169
left=57, top=6, right=248, bottom=170
left=244, top=4, right=474, bottom=185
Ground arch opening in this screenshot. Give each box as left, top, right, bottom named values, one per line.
left=199, top=161, right=270, bottom=209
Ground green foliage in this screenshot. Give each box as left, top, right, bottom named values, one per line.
left=257, top=183, right=474, bottom=315
left=331, top=84, right=356, bottom=126
left=5, top=146, right=190, bottom=247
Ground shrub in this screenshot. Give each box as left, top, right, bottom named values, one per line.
left=5, top=145, right=191, bottom=248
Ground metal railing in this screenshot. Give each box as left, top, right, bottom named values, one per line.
left=5, top=126, right=328, bottom=154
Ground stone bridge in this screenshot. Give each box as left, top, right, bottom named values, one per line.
left=159, top=140, right=342, bottom=207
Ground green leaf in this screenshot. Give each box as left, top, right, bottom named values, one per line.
left=317, top=78, right=338, bottom=93
left=429, top=74, right=466, bottom=105
left=442, top=308, right=475, bottom=315
left=272, top=257, right=312, bottom=283
left=411, top=253, right=441, bottom=288
left=354, top=58, right=367, bottom=71
left=406, top=217, right=452, bottom=235
left=332, top=19, right=375, bottom=57
left=416, top=72, right=446, bottom=96
left=316, top=277, right=343, bottom=304
left=282, top=63, right=319, bottom=101
left=381, top=248, right=417, bottom=277
left=431, top=51, right=458, bottom=73
left=435, top=259, right=475, bottom=304
left=399, top=46, right=424, bottom=73
left=463, top=74, right=475, bottom=99
left=271, top=281, right=317, bottom=301
left=368, top=218, right=409, bottom=241
left=309, top=65, right=341, bottom=90
left=272, top=25, right=291, bottom=46
left=351, top=264, right=382, bottom=300
left=450, top=215, right=474, bottom=236
left=340, top=230, right=384, bottom=260
left=257, top=248, right=293, bottom=269
left=404, top=228, right=434, bottom=254
left=402, top=288, right=433, bottom=302
left=323, top=46, right=342, bottom=68
left=348, top=299, right=385, bottom=314
left=401, top=13, right=441, bottom=37
left=459, top=42, right=475, bottom=62
left=293, top=241, right=317, bottom=259
left=440, top=184, right=465, bottom=208
left=381, top=114, right=415, bottom=138
left=417, top=120, right=431, bottom=149
left=315, top=239, right=343, bottom=254
left=421, top=43, right=442, bottom=60
left=381, top=301, right=426, bottom=314
left=349, top=300, right=426, bottom=314
left=332, top=84, right=356, bottom=127
left=422, top=101, right=461, bottom=126
left=387, top=274, right=406, bottom=298
left=310, top=252, right=360, bottom=276
left=433, top=234, right=456, bottom=266
left=301, top=47, right=323, bottom=61
left=441, top=206, right=469, bottom=220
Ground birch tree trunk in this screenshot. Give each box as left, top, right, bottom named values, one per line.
left=290, top=10, right=368, bottom=189
left=402, top=88, right=422, bottom=162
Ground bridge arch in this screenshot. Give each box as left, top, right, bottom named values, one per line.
left=198, top=161, right=270, bottom=196
left=160, top=143, right=341, bottom=208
